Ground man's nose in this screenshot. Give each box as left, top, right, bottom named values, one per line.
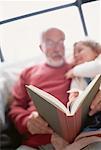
left=54, top=43, right=61, bottom=50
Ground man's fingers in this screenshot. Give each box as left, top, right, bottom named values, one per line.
left=37, top=116, right=48, bottom=127
left=27, top=118, right=53, bottom=134
left=29, top=111, right=48, bottom=127
left=28, top=123, right=39, bottom=134
left=89, top=90, right=101, bottom=116
left=31, top=118, right=53, bottom=133
left=89, top=106, right=98, bottom=116
left=27, top=111, right=53, bottom=134
left=89, top=101, right=101, bottom=116
left=90, top=90, right=101, bottom=109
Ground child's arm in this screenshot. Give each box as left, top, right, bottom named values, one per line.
left=66, top=60, right=101, bottom=78
left=65, top=68, right=75, bottom=78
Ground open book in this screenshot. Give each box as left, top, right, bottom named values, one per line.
left=26, top=74, right=101, bottom=143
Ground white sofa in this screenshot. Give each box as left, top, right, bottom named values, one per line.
left=0, top=57, right=41, bottom=130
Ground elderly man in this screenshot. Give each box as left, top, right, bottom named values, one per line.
left=8, top=27, right=71, bottom=150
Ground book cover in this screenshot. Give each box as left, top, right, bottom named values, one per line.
left=26, top=74, right=101, bottom=143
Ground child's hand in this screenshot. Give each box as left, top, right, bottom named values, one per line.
left=65, top=69, right=75, bottom=79
left=67, top=89, right=79, bottom=108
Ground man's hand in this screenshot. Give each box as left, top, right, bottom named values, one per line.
left=27, top=111, right=53, bottom=134
left=89, top=90, right=101, bottom=116
left=51, top=132, right=69, bottom=150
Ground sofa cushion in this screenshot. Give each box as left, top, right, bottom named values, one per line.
left=0, top=58, right=37, bottom=129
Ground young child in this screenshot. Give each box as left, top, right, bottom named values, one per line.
left=66, top=40, right=101, bottom=79
left=66, top=40, right=101, bottom=106
left=66, top=40, right=101, bottom=133
left=65, top=40, right=101, bottom=94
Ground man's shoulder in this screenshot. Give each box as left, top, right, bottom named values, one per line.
left=21, top=63, right=45, bottom=76
left=65, top=62, right=73, bottom=70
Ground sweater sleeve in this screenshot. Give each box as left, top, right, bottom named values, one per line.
left=8, top=67, right=36, bottom=135
left=73, top=60, right=101, bottom=78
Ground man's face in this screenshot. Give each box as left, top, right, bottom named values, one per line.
left=40, top=29, right=65, bottom=67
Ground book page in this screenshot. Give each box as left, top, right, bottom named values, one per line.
left=26, top=85, right=70, bottom=115
left=70, top=74, right=101, bottom=115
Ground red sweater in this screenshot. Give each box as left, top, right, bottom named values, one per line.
left=8, top=63, right=71, bottom=147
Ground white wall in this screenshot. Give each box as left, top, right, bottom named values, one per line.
left=0, top=0, right=100, bottom=63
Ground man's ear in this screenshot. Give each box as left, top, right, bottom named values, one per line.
left=39, top=44, right=43, bottom=52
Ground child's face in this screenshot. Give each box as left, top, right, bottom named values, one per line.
left=74, top=42, right=97, bottom=65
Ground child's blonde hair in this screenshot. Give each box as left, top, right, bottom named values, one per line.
left=74, top=40, right=101, bottom=56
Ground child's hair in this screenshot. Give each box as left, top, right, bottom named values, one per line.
left=74, top=40, right=101, bottom=55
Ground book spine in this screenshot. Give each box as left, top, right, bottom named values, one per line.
left=65, top=108, right=82, bottom=143
left=56, top=109, right=70, bottom=142
left=75, top=107, right=82, bottom=136
left=66, top=115, right=76, bottom=143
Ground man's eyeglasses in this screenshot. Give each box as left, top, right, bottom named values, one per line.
left=45, top=40, right=64, bottom=48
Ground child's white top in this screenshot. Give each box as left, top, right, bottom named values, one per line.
left=73, top=54, right=101, bottom=77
